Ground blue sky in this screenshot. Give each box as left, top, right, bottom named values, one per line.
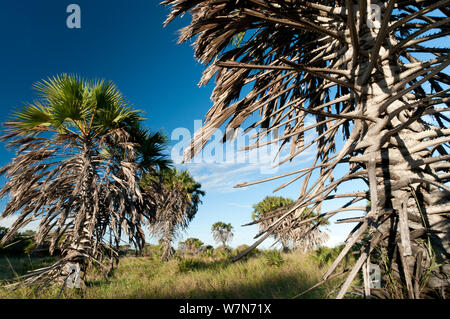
left=0, top=0, right=363, bottom=249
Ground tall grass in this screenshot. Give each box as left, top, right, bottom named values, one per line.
left=0, top=250, right=351, bottom=299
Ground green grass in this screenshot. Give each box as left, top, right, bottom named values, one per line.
left=0, top=250, right=352, bottom=299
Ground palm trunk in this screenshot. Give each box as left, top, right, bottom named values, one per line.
left=61, top=143, right=96, bottom=288
left=161, top=220, right=175, bottom=261
left=357, top=67, right=450, bottom=298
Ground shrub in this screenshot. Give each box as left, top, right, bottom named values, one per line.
left=213, top=246, right=232, bottom=258
left=201, top=245, right=214, bottom=257
left=24, top=241, right=35, bottom=256
left=143, top=244, right=164, bottom=259
left=178, top=238, right=204, bottom=256
left=263, top=250, right=284, bottom=267
left=313, top=244, right=358, bottom=268
left=0, top=229, right=38, bottom=257
left=177, top=258, right=202, bottom=273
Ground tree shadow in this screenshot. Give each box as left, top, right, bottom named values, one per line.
left=0, top=256, right=58, bottom=281
left=176, top=257, right=233, bottom=273
left=147, top=271, right=332, bottom=299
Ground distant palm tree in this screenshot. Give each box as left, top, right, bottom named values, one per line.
left=162, top=0, right=450, bottom=298
left=0, top=74, right=160, bottom=288
left=178, top=237, right=204, bottom=256
left=141, top=168, right=204, bottom=261
left=252, top=196, right=328, bottom=252
left=211, top=222, right=234, bottom=248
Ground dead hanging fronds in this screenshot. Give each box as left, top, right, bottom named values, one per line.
left=141, top=168, right=204, bottom=261
left=163, top=0, right=450, bottom=298
left=0, top=74, right=163, bottom=292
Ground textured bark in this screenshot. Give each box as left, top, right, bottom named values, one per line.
left=162, top=0, right=450, bottom=298
left=60, top=143, right=95, bottom=286
left=161, top=220, right=175, bottom=261
left=357, top=45, right=450, bottom=297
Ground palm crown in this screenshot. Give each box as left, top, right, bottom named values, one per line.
left=251, top=196, right=328, bottom=252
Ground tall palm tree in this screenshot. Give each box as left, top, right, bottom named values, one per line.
left=0, top=74, right=158, bottom=288
left=211, top=222, right=234, bottom=248
left=251, top=196, right=328, bottom=252
left=141, top=168, right=204, bottom=261
left=162, top=1, right=450, bottom=298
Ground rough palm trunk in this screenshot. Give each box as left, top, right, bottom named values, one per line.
left=60, top=143, right=96, bottom=286
left=354, top=37, right=450, bottom=297
left=161, top=220, right=175, bottom=261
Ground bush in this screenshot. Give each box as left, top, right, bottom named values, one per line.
left=177, top=258, right=202, bottom=273
left=0, top=228, right=38, bottom=257
left=178, top=238, right=204, bottom=257
left=24, top=241, right=36, bottom=256
left=143, top=244, right=164, bottom=259
left=313, top=244, right=358, bottom=268
left=213, top=246, right=232, bottom=258
left=263, top=250, right=284, bottom=267
left=201, top=245, right=214, bottom=257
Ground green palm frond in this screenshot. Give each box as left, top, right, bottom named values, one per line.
left=10, top=74, right=146, bottom=140
left=134, top=128, right=171, bottom=171
left=91, top=80, right=143, bottom=132
left=10, top=101, right=52, bottom=132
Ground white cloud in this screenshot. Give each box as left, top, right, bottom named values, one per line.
left=324, top=234, right=345, bottom=248
left=170, top=123, right=320, bottom=194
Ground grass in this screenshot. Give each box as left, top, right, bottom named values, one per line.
left=0, top=256, right=58, bottom=281
left=0, top=250, right=354, bottom=299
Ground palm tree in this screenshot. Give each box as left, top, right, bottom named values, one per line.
left=251, top=196, right=328, bottom=252
left=141, top=168, right=204, bottom=261
left=162, top=1, right=450, bottom=298
left=178, top=237, right=204, bottom=256
left=0, top=74, right=159, bottom=289
left=211, top=222, right=234, bottom=248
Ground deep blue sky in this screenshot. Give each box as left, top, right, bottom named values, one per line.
left=0, top=0, right=210, bottom=139
left=0, top=1, right=359, bottom=248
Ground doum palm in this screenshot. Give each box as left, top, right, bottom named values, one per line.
left=0, top=74, right=160, bottom=289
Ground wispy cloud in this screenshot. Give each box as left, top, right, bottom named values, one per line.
left=179, top=146, right=316, bottom=194
left=172, top=125, right=319, bottom=194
